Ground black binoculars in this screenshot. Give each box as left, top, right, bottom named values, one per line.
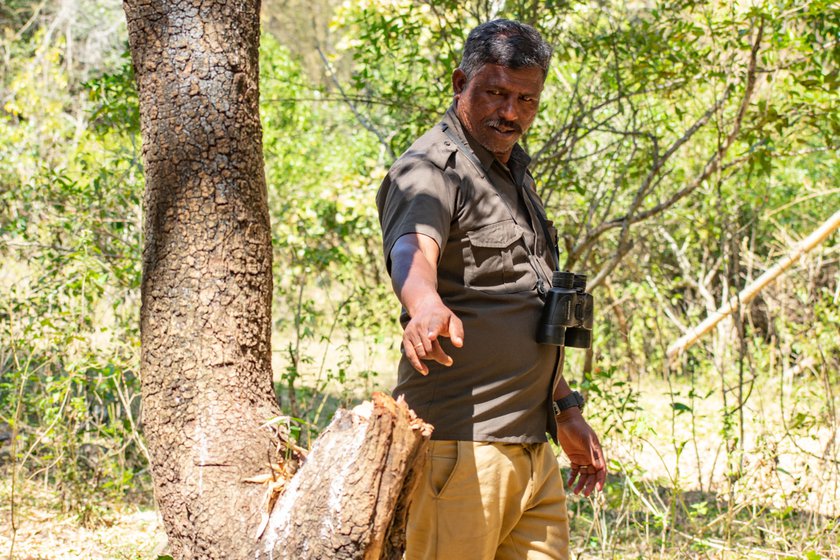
left=536, top=271, right=593, bottom=348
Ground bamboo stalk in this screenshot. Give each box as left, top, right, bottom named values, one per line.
left=667, top=209, right=840, bottom=360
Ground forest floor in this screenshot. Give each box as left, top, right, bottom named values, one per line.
left=1, top=374, right=837, bottom=559
left=0, top=481, right=165, bottom=560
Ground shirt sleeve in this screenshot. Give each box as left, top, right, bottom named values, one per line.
left=376, top=154, right=457, bottom=273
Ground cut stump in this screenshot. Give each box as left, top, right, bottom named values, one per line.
left=256, top=393, right=432, bottom=559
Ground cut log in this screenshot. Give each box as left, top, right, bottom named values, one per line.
left=667, top=209, right=840, bottom=359
left=256, top=393, right=433, bottom=559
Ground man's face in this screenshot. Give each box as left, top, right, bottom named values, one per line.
left=453, top=63, right=544, bottom=163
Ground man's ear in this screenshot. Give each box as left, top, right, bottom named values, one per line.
left=452, top=68, right=467, bottom=96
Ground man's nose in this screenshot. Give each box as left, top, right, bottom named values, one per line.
left=498, top=97, right=518, bottom=122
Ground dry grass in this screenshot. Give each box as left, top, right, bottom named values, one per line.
left=1, top=372, right=837, bottom=560
left=0, top=479, right=166, bottom=560
left=561, top=373, right=840, bottom=559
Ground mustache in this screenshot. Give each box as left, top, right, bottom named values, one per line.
left=484, top=118, right=522, bottom=134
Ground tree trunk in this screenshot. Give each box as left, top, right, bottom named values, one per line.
left=124, top=2, right=430, bottom=558
left=257, top=394, right=432, bottom=559
left=125, top=1, right=281, bottom=557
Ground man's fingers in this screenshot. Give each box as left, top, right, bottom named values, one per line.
left=425, top=314, right=464, bottom=348
left=591, top=444, right=605, bottom=470
left=447, top=314, right=465, bottom=347
left=428, top=340, right=453, bottom=367
left=595, top=466, right=606, bottom=492
left=568, top=462, right=607, bottom=496
left=566, top=467, right=579, bottom=489
left=583, top=474, right=599, bottom=496
left=574, top=473, right=588, bottom=495
left=404, top=309, right=461, bottom=373
left=590, top=445, right=607, bottom=492
left=404, top=337, right=429, bottom=375
left=570, top=471, right=595, bottom=496
left=404, top=331, right=452, bottom=373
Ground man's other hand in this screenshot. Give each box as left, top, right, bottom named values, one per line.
left=555, top=408, right=606, bottom=496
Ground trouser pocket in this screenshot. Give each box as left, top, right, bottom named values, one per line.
left=429, top=440, right=459, bottom=497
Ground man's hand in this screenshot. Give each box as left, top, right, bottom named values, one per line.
left=389, top=233, right=464, bottom=375
left=555, top=407, right=606, bottom=496
left=402, top=296, right=463, bottom=375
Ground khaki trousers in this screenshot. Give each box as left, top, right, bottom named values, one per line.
left=405, top=440, right=569, bottom=560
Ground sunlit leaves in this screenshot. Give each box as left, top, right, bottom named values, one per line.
left=0, top=3, right=144, bottom=515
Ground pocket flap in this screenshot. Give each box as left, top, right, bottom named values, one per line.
left=467, top=221, right=524, bottom=249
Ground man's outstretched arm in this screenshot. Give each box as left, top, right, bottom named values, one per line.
left=389, top=233, right=464, bottom=375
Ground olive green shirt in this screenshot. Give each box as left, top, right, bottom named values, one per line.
left=377, top=105, right=560, bottom=443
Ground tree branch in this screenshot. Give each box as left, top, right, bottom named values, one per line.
left=315, top=45, right=396, bottom=160
left=573, top=19, right=766, bottom=281
left=667, top=208, right=840, bottom=359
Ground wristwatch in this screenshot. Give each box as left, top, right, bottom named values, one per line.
left=553, top=391, right=585, bottom=415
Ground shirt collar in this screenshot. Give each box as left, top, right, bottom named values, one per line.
left=442, top=103, right=532, bottom=181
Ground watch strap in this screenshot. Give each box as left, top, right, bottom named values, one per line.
left=553, top=390, right=584, bottom=415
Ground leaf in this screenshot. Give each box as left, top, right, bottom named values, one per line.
left=670, top=402, right=692, bottom=414
left=789, top=412, right=814, bottom=430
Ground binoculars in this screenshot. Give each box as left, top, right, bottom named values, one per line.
left=536, top=271, right=593, bottom=348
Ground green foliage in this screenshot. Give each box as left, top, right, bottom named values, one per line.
left=0, top=2, right=147, bottom=521
left=84, top=52, right=141, bottom=137
left=0, top=1, right=837, bottom=557
left=259, top=32, right=397, bottom=428
left=335, top=1, right=460, bottom=154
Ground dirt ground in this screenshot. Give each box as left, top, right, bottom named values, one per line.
left=0, top=483, right=166, bottom=560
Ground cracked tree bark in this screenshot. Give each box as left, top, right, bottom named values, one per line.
left=124, top=1, right=430, bottom=558
left=125, top=0, right=281, bottom=557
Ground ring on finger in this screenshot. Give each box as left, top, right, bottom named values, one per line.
left=414, top=343, right=424, bottom=349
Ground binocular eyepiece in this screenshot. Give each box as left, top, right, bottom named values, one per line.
left=536, top=271, right=593, bottom=349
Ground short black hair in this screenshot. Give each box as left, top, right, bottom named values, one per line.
left=459, top=19, right=553, bottom=81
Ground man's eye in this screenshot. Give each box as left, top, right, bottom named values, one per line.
left=488, top=90, right=502, bottom=95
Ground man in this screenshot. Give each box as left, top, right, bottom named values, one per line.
left=376, top=19, right=606, bottom=560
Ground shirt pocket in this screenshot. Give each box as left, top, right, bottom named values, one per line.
left=464, top=219, right=535, bottom=294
